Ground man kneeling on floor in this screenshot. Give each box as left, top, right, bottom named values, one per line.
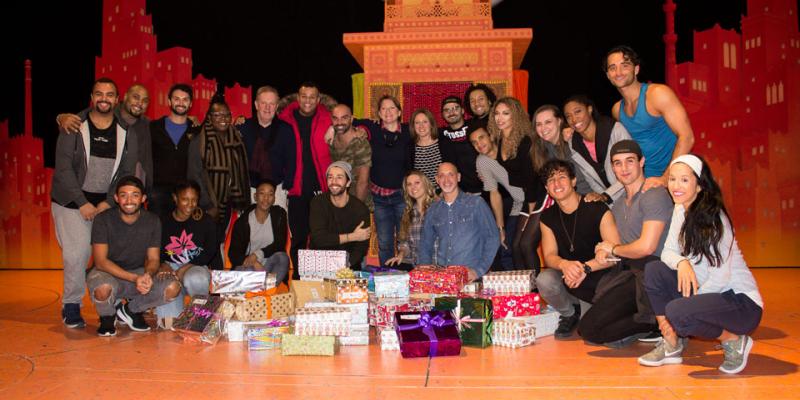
left=87, top=176, right=181, bottom=336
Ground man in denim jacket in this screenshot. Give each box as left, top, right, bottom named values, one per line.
left=418, top=162, right=500, bottom=280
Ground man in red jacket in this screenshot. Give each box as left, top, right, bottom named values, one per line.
left=278, top=82, right=332, bottom=278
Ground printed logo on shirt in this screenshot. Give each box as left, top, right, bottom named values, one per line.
left=164, top=229, right=203, bottom=267
left=93, top=136, right=109, bottom=143
left=442, top=126, right=468, bottom=142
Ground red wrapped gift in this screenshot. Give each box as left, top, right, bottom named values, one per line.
left=394, top=310, right=461, bottom=358
left=409, top=265, right=470, bottom=295
left=489, top=293, right=541, bottom=319
left=369, top=295, right=432, bottom=329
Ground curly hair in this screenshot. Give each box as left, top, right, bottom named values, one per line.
left=409, top=108, right=438, bottom=143
left=531, top=104, right=570, bottom=171
left=397, top=170, right=436, bottom=243
left=486, top=97, right=532, bottom=161
left=676, top=155, right=732, bottom=267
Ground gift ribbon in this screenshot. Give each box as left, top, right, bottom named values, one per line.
left=266, top=319, right=290, bottom=327
left=192, top=306, right=213, bottom=319
left=453, top=299, right=486, bottom=332
left=398, top=312, right=454, bottom=357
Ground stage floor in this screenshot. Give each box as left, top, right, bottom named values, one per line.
left=0, top=269, right=797, bottom=399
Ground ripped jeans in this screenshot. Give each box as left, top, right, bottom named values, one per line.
left=155, top=265, right=211, bottom=319
left=86, top=267, right=178, bottom=317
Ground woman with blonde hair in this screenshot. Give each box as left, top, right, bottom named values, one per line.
left=486, top=97, right=545, bottom=273
left=385, top=170, right=437, bottom=271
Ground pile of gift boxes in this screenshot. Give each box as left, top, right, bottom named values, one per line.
left=171, top=250, right=561, bottom=357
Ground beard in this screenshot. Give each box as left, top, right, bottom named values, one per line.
left=171, top=105, right=188, bottom=116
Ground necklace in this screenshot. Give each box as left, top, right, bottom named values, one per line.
left=558, top=199, right=579, bottom=253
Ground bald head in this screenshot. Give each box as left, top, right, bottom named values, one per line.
left=123, top=84, right=150, bottom=118
left=436, top=162, right=460, bottom=196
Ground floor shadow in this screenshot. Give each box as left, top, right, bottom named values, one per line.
left=688, top=354, right=798, bottom=378
left=751, top=326, right=787, bottom=340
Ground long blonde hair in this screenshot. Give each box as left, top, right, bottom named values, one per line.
left=486, top=97, right=533, bottom=161
left=397, top=170, right=436, bottom=242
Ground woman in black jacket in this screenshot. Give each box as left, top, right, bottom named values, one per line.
left=228, top=179, right=289, bottom=283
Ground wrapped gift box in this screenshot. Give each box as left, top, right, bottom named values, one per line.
left=394, top=310, right=461, bottom=358
left=281, top=334, right=337, bottom=356
left=497, top=308, right=561, bottom=339
left=298, top=250, right=348, bottom=280
left=373, top=271, right=410, bottom=298
left=228, top=319, right=270, bottom=342
left=488, top=293, right=541, bottom=319
left=294, top=307, right=351, bottom=336
left=323, top=278, right=369, bottom=304
left=211, top=270, right=275, bottom=294
left=173, top=296, right=225, bottom=344
left=460, top=281, right=483, bottom=296
left=433, top=297, right=493, bottom=348
left=492, top=319, right=536, bottom=348
left=304, top=301, right=368, bottom=325
left=270, top=292, right=295, bottom=318
left=338, top=324, right=370, bottom=346
left=409, top=265, right=469, bottom=295
left=232, top=296, right=269, bottom=321
left=380, top=328, right=400, bottom=350
left=290, top=280, right=326, bottom=311
left=482, top=270, right=534, bottom=295
left=369, top=296, right=432, bottom=329
left=246, top=321, right=292, bottom=350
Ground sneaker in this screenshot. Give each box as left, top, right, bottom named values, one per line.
left=62, top=303, right=85, bottom=328
left=97, top=315, right=117, bottom=337
left=157, top=317, right=174, bottom=330
left=719, top=335, right=753, bottom=374
left=638, top=337, right=686, bottom=367
left=554, top=303, right=581, bottom=340
left=638, top=331, right=663, bottom=343
left=116, top=302, right=151, bottom=332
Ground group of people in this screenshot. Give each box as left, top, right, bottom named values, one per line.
left=51, top=45, right=762, bottom=374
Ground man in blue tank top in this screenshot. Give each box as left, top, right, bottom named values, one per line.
left=604, top=46, right=695, bottom=191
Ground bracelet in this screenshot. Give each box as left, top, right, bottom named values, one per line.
left=611, top=244, right=619, bottom=257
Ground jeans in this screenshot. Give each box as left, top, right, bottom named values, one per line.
left=87, top=268, right=178, bottom=317
left=373, top=190, right=405, bottom=266
left=234, top=252, right=290, bottom=283
left=155, top=265, right=211, bottom=319
left=644, top=261, right=763, bottom=339
left=288, top=194, right=313, bottom=279
left=578, top=274, right=656, bottom=343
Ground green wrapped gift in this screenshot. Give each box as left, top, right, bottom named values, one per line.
left=281, top=334, right=337, bottom=356
left=433, top=297, right=493, bottom=348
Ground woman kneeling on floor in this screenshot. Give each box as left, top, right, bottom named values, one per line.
left=638, top=154, right=763, bottom=374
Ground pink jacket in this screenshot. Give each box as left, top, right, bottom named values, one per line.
left=279, top=101, right=332, bottom=196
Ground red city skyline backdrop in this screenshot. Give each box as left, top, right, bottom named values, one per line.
left=0, top=0, right=798, bottom=268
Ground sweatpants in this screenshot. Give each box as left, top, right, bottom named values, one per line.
left=51, top=202, right=93, bottom=306
left=644, top=261, right=762, bottom=339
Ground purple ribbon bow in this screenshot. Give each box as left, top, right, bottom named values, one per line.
left=192, top=306, right=213, bottom=319
left=398, top=311, right=455, bottom=357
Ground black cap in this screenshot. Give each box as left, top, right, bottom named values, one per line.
left=609, top=139, right=643, bottom=159
left=441, top=95, right=462, bottom=110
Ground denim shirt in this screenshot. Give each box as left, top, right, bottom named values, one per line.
left=418, top=191, right=499, bottom=277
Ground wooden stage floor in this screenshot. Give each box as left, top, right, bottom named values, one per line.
left=0, top=269, right=798, bottom=399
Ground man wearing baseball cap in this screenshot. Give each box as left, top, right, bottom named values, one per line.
left=439, top=95, right=482, bottom=194
left=308, top=161, right=371, bottom=269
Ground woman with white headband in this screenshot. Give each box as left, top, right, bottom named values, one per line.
left=638, top=154, right=763, bottom=374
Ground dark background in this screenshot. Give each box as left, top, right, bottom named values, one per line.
left=2, top=0, right=766, bottom=166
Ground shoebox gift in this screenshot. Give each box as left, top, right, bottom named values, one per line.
left=338, top=324, right=370, bottom=346
left=373, top=271, right=410, bottom=298
left=481, top=270, right=534, bottom=295
left=362, top=266, right=402, bottom=293
left=246, top=320, right=292, bottom=350
left=484, top=292, right=541, bottom=319
left=210, top=270, right=276, bottom=294
left=304, top=301, right=368, bottom=325
left=290, top=280, right=326, bottom=311
left=369, top=295, right=432, bottom=329
left=492, top=318, right=536, bottom=348
left=409, top=265, right=470, bottom=295
left=281, top=334, right=337, bottom=356
left=294, top=307, right=351, bottom=336
left=173, top=296, right=226, bottom=344
left=323, top=278, right=369, bottom=304
left=298, top=249, right=348, bottom=280
left=379, top=328, right=400, bottom=350
left=228, top=318, right=291, bottom=342
left=395, top=310, right=461, bottom=358
left=433, top=297, right=493, bottom=348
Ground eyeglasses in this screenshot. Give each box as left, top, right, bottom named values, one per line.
left=383, top=131, right=399, bottom=148
left=210, top=112, right=232, bottom=119
left=442, top=105, right=461, bottom=114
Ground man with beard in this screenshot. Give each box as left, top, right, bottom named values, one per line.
left=57, top=84, right=153, bottom=188
left=86, top=176, right=180, bottom=336
left=439, top=96, right=481, bottom=194
left=329, top=104, right=372, bottom=207
left=418, top=162, right=499, bottom=281
left=51, top=77, right=138, bottom=329
left=236, top=86, right=295, bottom=210
left=605, top=46, right=694, bottom=190
left=148, top=83, right=200, bottom=217
left=308, top=161, right=371, bottom=269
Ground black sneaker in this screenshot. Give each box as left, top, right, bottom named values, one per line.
left=97, top=315, right=117, bottom=337
left=554, top=303, right=581, bottom=340
left=638, top=331, right=663, bottom=343
left=116, top=302, right=151, bottom=332
left=62, top=303, right=86, bottom=328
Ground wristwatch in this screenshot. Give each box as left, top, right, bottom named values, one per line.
left=583, top=264, right=592, bottom=275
